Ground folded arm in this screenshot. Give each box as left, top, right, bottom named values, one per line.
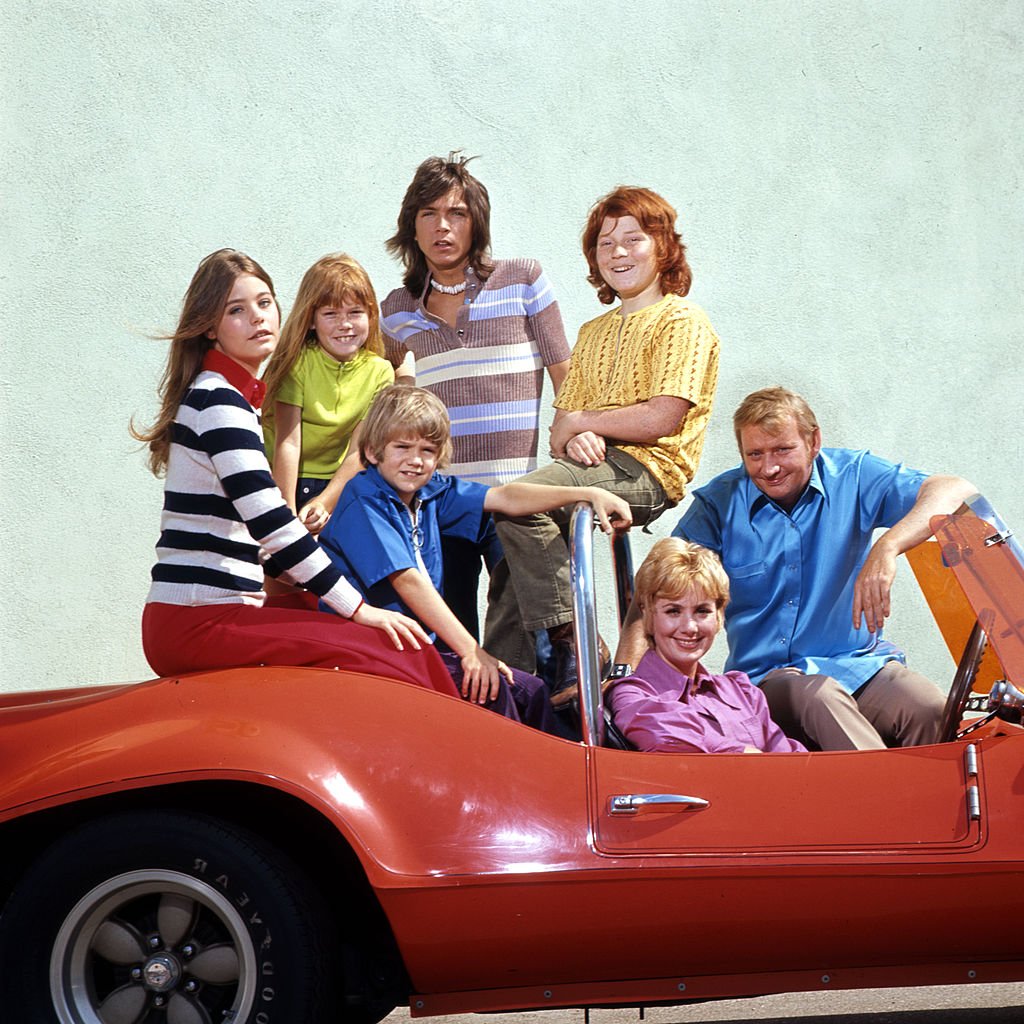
left=550, top=396, right=691, bottom=465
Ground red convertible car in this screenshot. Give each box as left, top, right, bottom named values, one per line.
left=1, top=495, right=1023, bottom=1024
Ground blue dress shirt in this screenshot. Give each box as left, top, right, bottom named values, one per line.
left=319, top=465, right=491, bottom=622
left=673, top=449, right=928, bottom=693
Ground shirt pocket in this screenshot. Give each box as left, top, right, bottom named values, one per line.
left=724, top=559, right=767, bottom=580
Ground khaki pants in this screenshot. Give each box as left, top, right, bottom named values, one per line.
left=484, top=448, right=670, bottom=671
left=759, top=661, right=945, bottom=751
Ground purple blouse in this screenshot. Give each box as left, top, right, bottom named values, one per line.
left=610, top=650, right=806, bottom=754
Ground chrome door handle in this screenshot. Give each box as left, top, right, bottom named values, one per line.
left=609, top=793, right=710, bottom=815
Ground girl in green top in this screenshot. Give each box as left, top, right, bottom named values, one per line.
left=263, top=253, right=394, bottom=534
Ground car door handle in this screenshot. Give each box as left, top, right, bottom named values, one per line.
left=609, top=793, right=710, bottom=815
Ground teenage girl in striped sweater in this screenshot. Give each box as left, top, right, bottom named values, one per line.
left=133, top=249, right=458, bottom=693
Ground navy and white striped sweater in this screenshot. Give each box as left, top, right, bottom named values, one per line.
left=146, top=358, right=362, bottom=617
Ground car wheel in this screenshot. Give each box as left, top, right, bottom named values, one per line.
left=0, top=809, right=340, bottom=1023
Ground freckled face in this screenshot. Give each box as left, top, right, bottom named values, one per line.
left=740, top=416, right=821, bottom=511
left=207, top=275, right=279, bottom=375
left=595, top=215, right=661, bottom=304
left=649, top=588, right=721, bottom=678
left=368, top=436, right=440, bottom=506
left=313, top=297, right=370, bottom=363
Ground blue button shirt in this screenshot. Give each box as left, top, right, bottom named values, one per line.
left=673, top=449, right=928, bottom=693
left=319, top=465, right=490, bottom=624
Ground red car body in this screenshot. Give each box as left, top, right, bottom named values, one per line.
left=1, top=497, right=1023, bottom=1023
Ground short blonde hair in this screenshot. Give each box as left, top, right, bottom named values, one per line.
left=733, top=387, right=819, bottom=451
left=634, top=538, right=729, bottom=644
left=358, top=385, right=453, bottom=467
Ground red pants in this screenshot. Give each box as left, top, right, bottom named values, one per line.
left=142, top=602, right=459, bottom=696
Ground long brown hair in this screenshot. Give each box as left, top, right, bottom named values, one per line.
left=582, top=186, right=692, bottom=305
left=131, top=249, right=278, bottom=476
left=262, top=253, right=384, bottom=408
left=385, top=151, right=493, bottom=295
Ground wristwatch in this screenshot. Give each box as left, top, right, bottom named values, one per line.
left=606, top=663, right=633, bottom=680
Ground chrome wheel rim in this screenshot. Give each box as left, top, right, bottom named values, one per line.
left=50, top=869, right=257, bottom=1024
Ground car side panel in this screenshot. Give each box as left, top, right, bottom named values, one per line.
left=0, top=668, right=592, bottom=884
left=381, top=860, right=1024, bottom=995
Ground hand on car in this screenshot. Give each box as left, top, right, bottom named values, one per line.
left=352, top=605, right=431, bottom=651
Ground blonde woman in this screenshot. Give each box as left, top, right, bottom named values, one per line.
left=610, top=538, right=804, bottom=754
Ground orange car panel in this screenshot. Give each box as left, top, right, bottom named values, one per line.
left=3, top=497, right=1024, bottom=1015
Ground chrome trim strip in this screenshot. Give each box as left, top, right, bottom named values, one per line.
left=570, top=502, right=604, bottom=747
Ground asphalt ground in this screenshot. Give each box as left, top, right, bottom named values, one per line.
left=384, top=982, right=1024, bottom=1024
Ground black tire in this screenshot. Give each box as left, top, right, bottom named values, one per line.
left=0, top=809, right=341, bottom=1023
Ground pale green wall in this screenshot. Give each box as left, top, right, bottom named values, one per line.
left=2, top=1, right=1021, bottom=692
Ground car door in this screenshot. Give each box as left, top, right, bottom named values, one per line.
left=590, top=741, right=981, bottom=856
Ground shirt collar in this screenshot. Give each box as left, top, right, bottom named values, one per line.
left=417, top=264, right=483, bottom=306
left=613, top=292, right=673, bottom=320
left=690, top=665, right=742, bottom=708
left=364, top=464, right=447, bottom=505
left=310, top=343, right=365, bottom=373
left=202, top=349, right=266, bottom=409
left=635, top=651, right=740, bottom=707
left=743, top=454, right=828, bottom=519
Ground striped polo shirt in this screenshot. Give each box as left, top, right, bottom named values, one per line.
left=381, top=258, right=570, bottom=485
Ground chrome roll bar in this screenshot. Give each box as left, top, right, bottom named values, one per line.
left=571, top=502, right=640, bottom=747
left=569, top=503, right=604, bottom=746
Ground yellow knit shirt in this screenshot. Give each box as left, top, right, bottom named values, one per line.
left=555, top=294, right=720, bottom=503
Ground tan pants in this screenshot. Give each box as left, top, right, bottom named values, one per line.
left=759, top=661, right=944, bottom=751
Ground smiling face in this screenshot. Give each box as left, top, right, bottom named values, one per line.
left=595, top=215, right=663, bottom=309
left=368, top=436, right=441, bottom=506
left=207, top=274, right=280, bottom=375
left=312, top=297, right=369, bottom=363
left=649, top=588, right=721, bottom=678
left=414, top=188, right=473, bottom=281
left=740, top=415, right=821, bottom=511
